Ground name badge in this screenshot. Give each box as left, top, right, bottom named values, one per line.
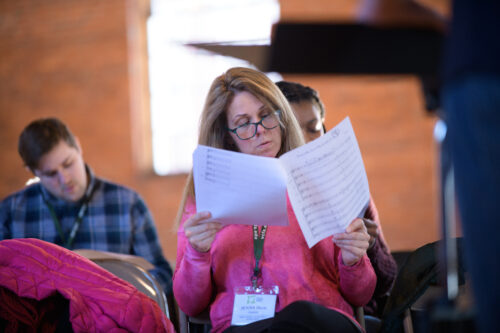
left=231, top=285, right=279, bottom=326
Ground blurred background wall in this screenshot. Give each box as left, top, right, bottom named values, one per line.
left=0, top=0, right=449, bottom=264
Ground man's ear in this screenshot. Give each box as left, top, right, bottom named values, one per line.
left=25, top=165, right=34, bottom=175
left=75, top=137, right=83, bottom=154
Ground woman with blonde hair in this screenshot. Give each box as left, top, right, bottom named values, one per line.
left=173, top=67, right=376, bottom=333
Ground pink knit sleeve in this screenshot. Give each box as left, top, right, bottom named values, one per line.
left=336, top=250, right=377, bottom=307
left=173, top=197, right=214, bottom=316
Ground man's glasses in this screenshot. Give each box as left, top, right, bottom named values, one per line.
left=227, top=111, right=281, bottom=140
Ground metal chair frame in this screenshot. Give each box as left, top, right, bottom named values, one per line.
left=75, top=249, right=170, bottom=319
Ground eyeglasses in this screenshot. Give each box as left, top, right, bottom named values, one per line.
left=226, top=110, right=281, bottom=140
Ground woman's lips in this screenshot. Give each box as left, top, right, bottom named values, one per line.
left=258, top=140, right=271, bottom=148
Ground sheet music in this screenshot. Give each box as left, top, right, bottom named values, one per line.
left=279, top=117, right=370, bottom=248
left=193, top=146, right=289, bottom=226
left=192, top=117, right=370, bottom=246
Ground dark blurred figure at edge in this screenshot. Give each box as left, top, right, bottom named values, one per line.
left=441, top=1, right=500, bottom=332
left=358, top=1, right=500, bottom=332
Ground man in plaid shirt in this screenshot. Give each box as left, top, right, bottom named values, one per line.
left=0, top=117, right=173, bottom=296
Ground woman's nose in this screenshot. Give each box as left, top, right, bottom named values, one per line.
left=255, top=121, right=266, bottom=135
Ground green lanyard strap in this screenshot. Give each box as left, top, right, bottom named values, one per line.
left=252, top=225, right=267, bottom=289
left=45, top=200, right=89, bottom=249
left=41, top=182, right=97, bottom=250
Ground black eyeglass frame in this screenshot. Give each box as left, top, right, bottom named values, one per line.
left=226, top=110, right=282, bottom=140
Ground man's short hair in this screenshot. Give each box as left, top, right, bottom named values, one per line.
left=18, top=117, right=78, bottom=171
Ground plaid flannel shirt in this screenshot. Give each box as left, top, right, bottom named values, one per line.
left=0, top=166, right=173, bottom=295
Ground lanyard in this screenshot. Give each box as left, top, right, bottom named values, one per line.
left=41, top=181, right=96, bottom=250
left=44, top=200, right=89, bottom=249
left=252, top=225, right=267, bottom=289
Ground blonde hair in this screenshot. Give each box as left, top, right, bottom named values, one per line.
left=175, top=67, right=304, bottom=226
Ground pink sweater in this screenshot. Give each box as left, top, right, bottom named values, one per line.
left=0, top=238, right=175, bottom=333
left=173, top=197, right=376, bottom=333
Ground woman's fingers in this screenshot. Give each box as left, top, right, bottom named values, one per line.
left=334, top=231, right=370, bottom=241
left=188, top=229, right=220, bottom=251
left=336, top=218, right=369, bottom=240
left=184, top=211, right=212, bottom=228
left=334, top=218, right=371, bottom=266
left=186, top=227, right=221, bottom=252
left=345, top=218, right=367, bottom=233
left=333, top=238, right=370, bottom=248
left=184, top=211, right=223, bottom=252
left=363, top=218, right=380, bottom=240
left=185, top=221, right=222, bottom=237
left=339, top=245, right=367, bottom=258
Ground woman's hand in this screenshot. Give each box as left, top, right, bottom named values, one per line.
left=333, top=218, right=370, bottom=266
left=184, top=212, right=223, bottom=253
left=362, top=218, right=380, bottom=249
